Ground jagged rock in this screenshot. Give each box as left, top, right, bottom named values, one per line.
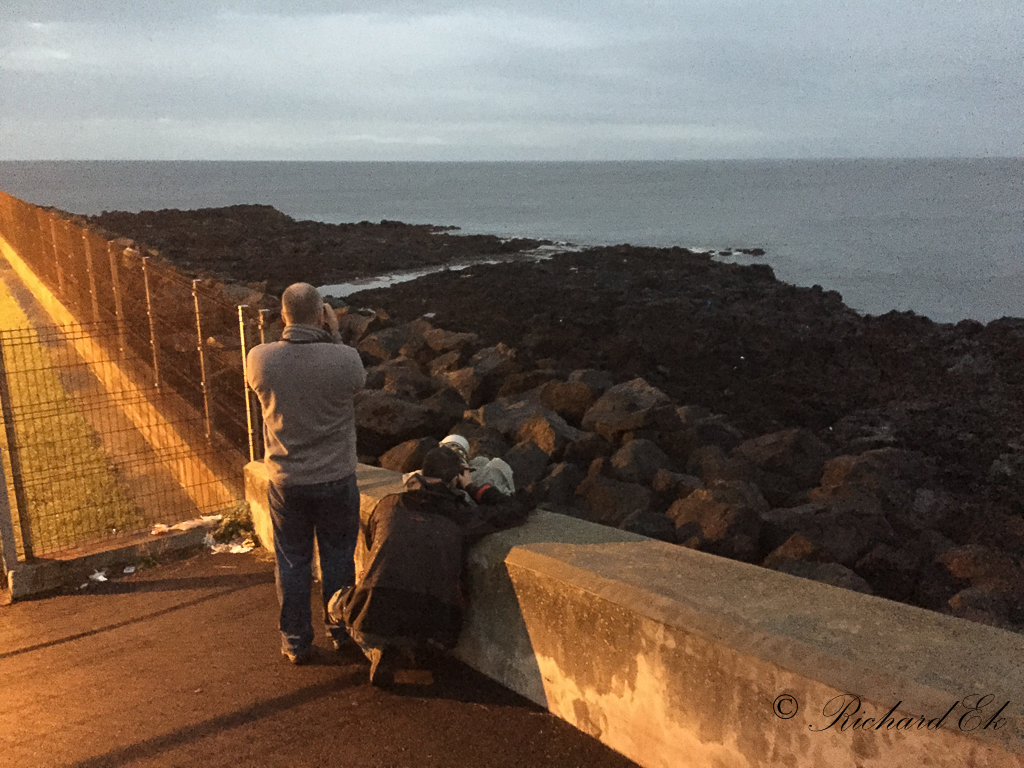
left=581, top=377, right=674, bottom=440
left=619, top=510, right=676, bottom=542
left=899, top=488, right=954, bottom=532
left=989, top=451, right=1024, bottom=483
left=684, top=414, right=745, bottom=454
left=948, top=584, right=1024, bottom=628
left=534, top=462, right=586, bottom=507
left=515, top=412, right=583, bottom=458
left=936, top=544, right=1019, bottom=585
left=760, top=500, right=895, bottom=568
left=442, top=367, right=485, bottom=407
left=354, top=390, right=435, bottom=457
left=337, top=310, right=381, bottom=345
left=587, top=457, right=608, bottom=478
left=418, top=388, right=466, bottom=434
left=470, top=342, right=519, bottom=378
left=423, top=327, right=479, bottom=354
left=562, top=431, right=614, bottom=466
left=428, top=350, right=462, bottom=376
left=685, top=445, right=760, bottom=487
left=676, top=405, right=712, bottom=427
left=809, top=448, right=934, bottom=515
left=732, top=428, right=830, bottom=507
left=650, top=469, right=703, bottom=499
left=358, top=325, right=411, bottom=364
left=772, top=561, right=873, bottom=595
left=465, top=396, right=555, bottom=439
left=396, top=317, right=434, bottom=361
left=539, top=380, right=599, bottom=425
left=914, top=558, right=970, bottom=612
left=830, top=408, right=901, bottom=454
left=503, top=441, right=551, bottom=490
left=853, top=544, right=922, bottom=602
left=667, top=480, right=767, bottom=562
left=379, top=437, right=440, bottom=473
left=382, top=364, right=437, bottom=400
left=575, top=475, right=652, bottom=527
left=496, top=370, right=560, bottom=400
left=609, top=439, right=673, bottom=485
left=567, top=368, right=614, bottom=393
left=758, top=503, right=831, bottom=553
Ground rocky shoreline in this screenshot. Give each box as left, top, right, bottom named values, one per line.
left=89, top=205, right=1024, bottom=632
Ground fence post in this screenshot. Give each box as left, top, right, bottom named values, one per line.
left=106, top=242, right=128, bottom=359
left=238, top=306, right=256, bottom=463
left=141, top=256, right=161, bottom=390
left=0, top=448, right=18, bottom=576
left=49, top=217, right=66, bottom=296
left=192, top=280, right=213, bottom=443
left=0, top=341, right=33, bottom=561
left=81, top=231, right=102, bottom=323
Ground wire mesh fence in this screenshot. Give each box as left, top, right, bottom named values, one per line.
left=0, top=190, right=251, bottom=562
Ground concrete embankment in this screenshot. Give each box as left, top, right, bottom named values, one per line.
left=246, top=460, right=1024, bottom=768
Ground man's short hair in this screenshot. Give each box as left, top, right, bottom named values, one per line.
left=422, top=447, right=465, bottom=484
left=281, top=283, right=323, bottom=326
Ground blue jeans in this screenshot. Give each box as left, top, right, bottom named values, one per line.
left=268, top=474, right=360, bottom=655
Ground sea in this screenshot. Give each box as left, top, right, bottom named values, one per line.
left=1, top=159, right=1021, bottom=324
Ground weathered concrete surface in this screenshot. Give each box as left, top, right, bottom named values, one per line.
left=245, top=459, right=1024, bottom=768
left=506, top=541, right=1024, bottom=768
left=6, top=527, right=208, bottom=599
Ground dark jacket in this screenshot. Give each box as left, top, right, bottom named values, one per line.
left=340, top=475, right=528, bottom=648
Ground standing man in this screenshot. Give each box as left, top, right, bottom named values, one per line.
left=247, top=282, right=366, bottom=664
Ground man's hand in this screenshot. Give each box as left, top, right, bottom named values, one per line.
left=455, top=467, right=473, bottom=489
left=322, top=302, right=340, bottom=336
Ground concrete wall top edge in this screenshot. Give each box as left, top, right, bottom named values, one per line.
left=506, top=541, right=1024, bottom=717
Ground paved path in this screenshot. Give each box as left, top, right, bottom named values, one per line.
left=0, top=550, right=638, bottom=768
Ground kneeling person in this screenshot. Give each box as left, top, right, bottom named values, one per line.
left=330, top=447, right=528, bottom=686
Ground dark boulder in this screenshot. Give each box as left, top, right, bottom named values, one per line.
left=539, top=380, right=599, bottom=426
left=732, top=428, right=831, bottom=507
left=516, top=412, right=584, bottom=458
left=667, top=480, right=767, bottom=562
left=379, top=437, right=440, bottom=473
left=619, top=510, right=677, bottom=543
left=496, top=370, right=560, bottom=400
left=575, top=475, right=652, bottom=527
left=567, top=368, right=614, bottom=393
left=581, top=378, right=675, bottom=441
left=562, top=431, right=614, bottom=466
left=853, top=544, right=922, bottom=602
left=358, top=325, right=412, bottom=365
left=354, top=390, right=435, bottom=457
left=423, top=327, right=479, bottom=355
left=503, top=441, right=551, bottom=490
left=609, top=439, right=673, bottom=486
left=534, top=462, right=586, bottom=508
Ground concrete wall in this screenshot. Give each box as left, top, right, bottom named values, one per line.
left=245, top=460, right=1024, bottom=768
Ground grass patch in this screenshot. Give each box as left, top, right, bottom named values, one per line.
left=0, top=278, right=141, bottom=556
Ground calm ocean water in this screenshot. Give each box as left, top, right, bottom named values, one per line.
left=1, top=160, right=1022, bottom=323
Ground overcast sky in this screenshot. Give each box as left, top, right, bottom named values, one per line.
left=2, top=0, right=1021, bottom=161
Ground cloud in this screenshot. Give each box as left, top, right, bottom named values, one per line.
left=1, top=1, right=1022, bottom=159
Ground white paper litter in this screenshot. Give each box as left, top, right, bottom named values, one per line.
left=151, top=515, right=223, bottom=536
left=123, top=565, right=135, bottom=574
left=206, top=533, right=257, bottom=554
left=89, top=570, right=108, bottom=582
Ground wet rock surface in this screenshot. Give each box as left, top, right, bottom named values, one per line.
left=93, top=206, right=1024, bottom=632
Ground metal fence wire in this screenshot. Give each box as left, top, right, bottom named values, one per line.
left=0, top=190, right=250, bottom=562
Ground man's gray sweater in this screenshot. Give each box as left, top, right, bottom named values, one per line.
left=246, top=324, right=366, bottom=487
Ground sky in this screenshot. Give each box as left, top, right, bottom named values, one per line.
left=1, top=0, right=1022, bottom=161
